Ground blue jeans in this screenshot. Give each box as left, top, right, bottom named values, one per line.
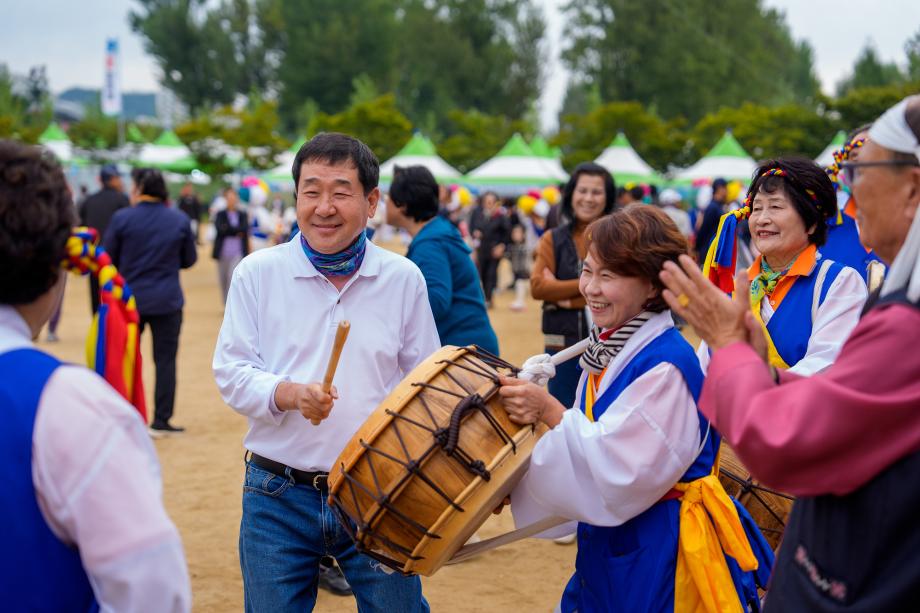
left=239, top=461, right=430, bottom=613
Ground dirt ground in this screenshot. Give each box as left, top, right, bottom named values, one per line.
left=43, top=240, right=578, bottom=612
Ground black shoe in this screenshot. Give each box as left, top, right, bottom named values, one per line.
left=318, top=560, right=352, bottom=596
left=149, top=423, right=186, bottom=438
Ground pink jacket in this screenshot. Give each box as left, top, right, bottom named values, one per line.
left=701, top=303, right=920, bottom=497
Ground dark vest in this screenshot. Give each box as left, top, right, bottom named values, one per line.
left=541, top=224, right=589, bottom=346
left=765, top=290, right=920, bottom=612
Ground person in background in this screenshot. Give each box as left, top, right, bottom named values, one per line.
left=531, top=162, right=616, bottom=410
left=212, top=187, right=250, bottom=305
left=507, top=224, right=531, bottom=312
left=0, top=140, right=190, bottom=611
left=695, top=177, right=728, bottom=263
left=177, top=182, right=202, bottom=245
left=78, top=164, right=128, bottom=313
left=657, top=188, right=693, bottom=240
left=471, top=191, right=511, bottom=308
left=105, top=168, right=197, bottom=436
left=387, top=165, right=499, bottom=353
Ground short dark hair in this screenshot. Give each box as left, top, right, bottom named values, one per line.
left=292, top=132, right=379, bottom=196
left=389, top=165, right=439, bottom=222
left=0, top=141, right=74, bottom=304
left=629, top=185, right=645, bottom=201
left=585, top=205, right=689, bottom=312
left=712, top=178, right=728, bottom=191
left=746, top=156, right=837, bottom=246
left=131, top=167, right=169, bottom=201
left=561, top=162, right=616, bottom=223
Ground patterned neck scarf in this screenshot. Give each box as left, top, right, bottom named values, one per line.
left=300, top=230, right=367, bottom=277
left=579, top=311, right=653, bottom=374
left=749, top=257, right=793, bottom=307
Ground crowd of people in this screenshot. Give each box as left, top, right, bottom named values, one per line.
left=2, top=93, right=919, bottom=612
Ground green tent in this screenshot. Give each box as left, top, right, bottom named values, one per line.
left=137, top=130, right=199, bottom=174
left=466, top=133, right=567, bottom=190
left=38, top=122, right=73, bottom=162
left=676, top=131, right=756, bottom=183
left=379, top=133, right=461, bottom=183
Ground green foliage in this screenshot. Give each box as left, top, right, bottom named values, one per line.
left=130, top=0, right=280, bottom=112
left=689, top=103, right=834, bottom=162
left=836, top=44, right=906, bottom=95
left=0, top=64, right=50, bottom=143
left=307, top=94, right=412, bottom=162
left=555, top=101, right=685, bottom=172
left=907, top=28, right=920, bottom=82
left=437, top=109, right=534, bottom=173
left=68, top=100, right=120, bottom=151
left=176, top=97, right=288, bottom=174
left=561, top=0, right=820, bottom=122
left=832, top=81, right=920, bottom=130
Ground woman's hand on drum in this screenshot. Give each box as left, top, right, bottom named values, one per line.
left=274, top=381, right=338, bottom=422
left=498, top=376, right=566, bottom=428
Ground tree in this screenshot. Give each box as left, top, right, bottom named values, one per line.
left=554, top=101, right=685, bottom=172
left=561, top=0, right=819, bottom=122
left=836, top=43, right=905, bottom=95
left=307, top=94, right=413, bottom=163
left=437, top=109, right=534, bottom=173
left=905, top=28, right=920, bottom=82
left=131, top=0, right=280, bottom=113
left=833, top=82, right=920, bottom=131
left=689, top=103, right=834, bottom=163
left=68, top=99, right=120, bottom=151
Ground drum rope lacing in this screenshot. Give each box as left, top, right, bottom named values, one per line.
left=328, top=347, right=522, bottom=573
left=719, top=468, right=795, bottom=535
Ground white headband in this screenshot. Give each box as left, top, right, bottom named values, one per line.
left=868, top=94, right=920, bottom=159
left=876, top=95, right=920, bottom=302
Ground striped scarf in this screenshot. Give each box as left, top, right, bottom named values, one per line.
left=301, top=230, right=366, bottom=277
left=579, top=311, right=653, bottom=374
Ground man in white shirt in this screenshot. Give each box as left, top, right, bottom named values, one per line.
left=213, top=133, right=440, bottom=612
left=0, top=140, right=190, bottom=611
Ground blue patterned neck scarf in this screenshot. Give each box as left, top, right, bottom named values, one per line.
left=301, top=231, right=367, bottom=277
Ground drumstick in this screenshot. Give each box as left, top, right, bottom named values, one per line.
left=549, top=338, right=590, bottom=366
left=312, top=320, right=351, bottom=426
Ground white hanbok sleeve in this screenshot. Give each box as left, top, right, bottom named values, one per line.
left=34, top=367, right=191, bottom=613
left=789, top=266, right=867, bottom=376
left=511, top=362, right=701, bottom=530
left=212, top=260, right=288, bottom=424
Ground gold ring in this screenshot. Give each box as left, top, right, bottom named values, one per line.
left=677, top=293, right=690, bottom=307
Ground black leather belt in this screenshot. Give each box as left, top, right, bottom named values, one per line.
left=249, top=453, right=328, bottom=491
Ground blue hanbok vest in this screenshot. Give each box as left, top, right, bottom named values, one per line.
left=821, top=213, right=881, bottom=282
left=0, top=348, right=98, bottom=612
left=560, top=328, right=773, bottom=613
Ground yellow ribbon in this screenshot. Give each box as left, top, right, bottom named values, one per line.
left=673, top=475, right=759, bottom=613
left=748, top=296, right=792, bottom=370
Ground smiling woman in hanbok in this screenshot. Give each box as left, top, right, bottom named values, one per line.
left=499, top=206, right=772, bottom=613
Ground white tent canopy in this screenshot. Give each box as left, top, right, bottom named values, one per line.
left=38, top=122, right=73, bottom=162
left=594, top=132, right=660, bottom=184
left=676, top=131, right=757, bottom=183
left=379, top=133, right=461, bottom=183
left=466, top=133, right=568, bottom=191
left=816, top=131, right=847, bottom=168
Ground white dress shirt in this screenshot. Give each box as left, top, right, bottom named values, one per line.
left=213, top=236, right=441, bottom=471
left=698, top=264, right=867, bottom=376
left=511, top=312, right=702, bottom=533
left=0, top=306, right=191, bottom=613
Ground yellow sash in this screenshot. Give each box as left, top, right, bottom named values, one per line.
left=748, top=294, right=792, bottom=370
left=584, top=372, right=601, bottom=422
left=673, top=475, right=759, bottom=613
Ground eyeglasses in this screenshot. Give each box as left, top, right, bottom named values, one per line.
left=841, top=159, right=920, bottom=184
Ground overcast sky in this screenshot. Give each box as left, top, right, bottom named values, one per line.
left=1, top=0, right=918, bottom=131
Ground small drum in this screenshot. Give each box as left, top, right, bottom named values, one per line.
left=718, top=443, right=794, bottom=550
left=327, top=345, right=547, bottom=576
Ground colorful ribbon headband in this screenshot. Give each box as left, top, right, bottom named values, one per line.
left=826, top=137, right=866, bottom=190
left=740, top=167, right=819, bottom=215
left=62, top=227, right=147, bottom=421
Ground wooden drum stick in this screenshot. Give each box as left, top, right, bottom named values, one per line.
left=313, top=320, right=351, bottom=426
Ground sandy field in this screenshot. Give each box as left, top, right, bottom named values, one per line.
left=42, top=240, right=578, bottom=612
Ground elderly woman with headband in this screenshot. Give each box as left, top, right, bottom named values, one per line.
left=700, top=156, right=867, bottom=375
left=660, top=95, right=920, bottom=611
left=499, top=206, right=771, bottom=613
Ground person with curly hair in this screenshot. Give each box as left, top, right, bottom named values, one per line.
left=0, top=141, right=190, bottom=610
